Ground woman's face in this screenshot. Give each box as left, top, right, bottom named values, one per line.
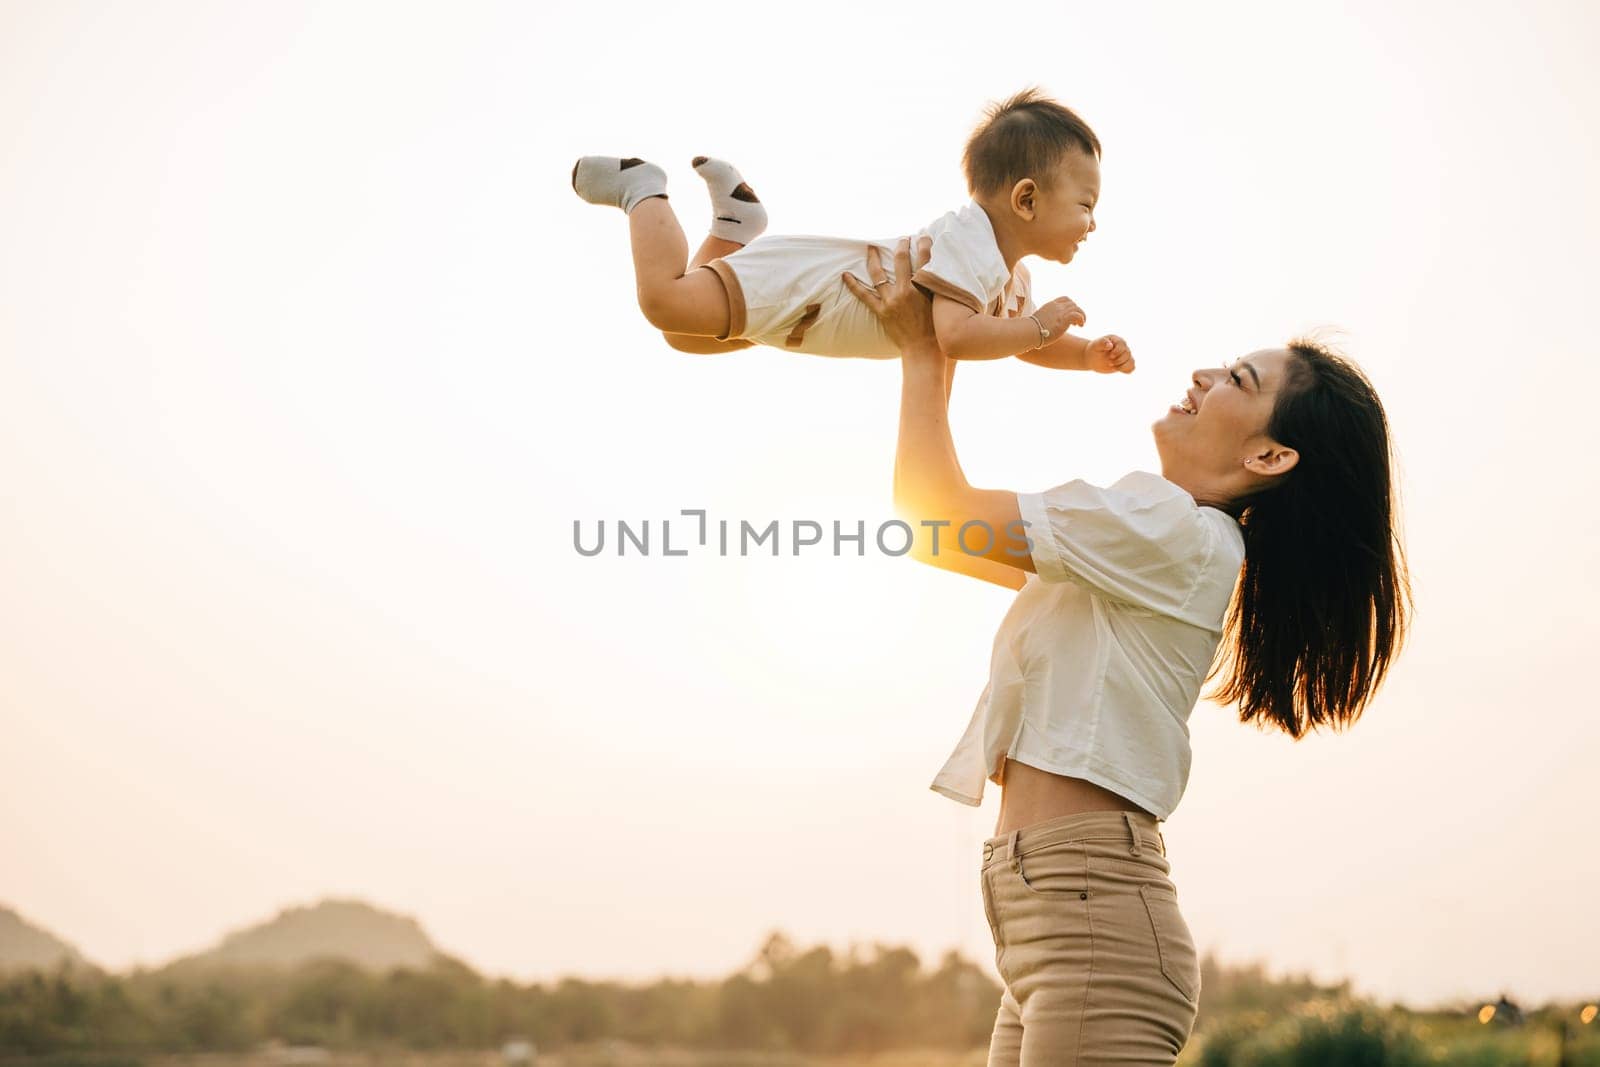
left=1152, top=348, right=1300, bottom=504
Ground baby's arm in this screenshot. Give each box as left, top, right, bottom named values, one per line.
left=932, top=294, right=1086, bottom=361
left=932, top=296, right=1042, bottom=360
left=1019, top=333, right=1134, bottom=374
left=1016, top=332, right=1092, bottom=370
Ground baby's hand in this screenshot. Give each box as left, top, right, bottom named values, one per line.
left=1031, top=296, right=1087, bottom=344
left=1087, top=335, right=1134, bottom=374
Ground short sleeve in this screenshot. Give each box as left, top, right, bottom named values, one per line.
left=1015, top=471, right=1223, bottom=620
left=912, top=209, right=1010, bottom=315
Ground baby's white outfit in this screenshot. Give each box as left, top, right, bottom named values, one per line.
left=931, top=472, right=1247, bottom=821
left=699, top=200, right=1035, bottom=358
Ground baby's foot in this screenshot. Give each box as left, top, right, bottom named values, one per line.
left=691, top=156, right=768, bottom=243
left=571, top=156, right=668, bottom=214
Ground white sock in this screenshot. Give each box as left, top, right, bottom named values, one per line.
left=691, top=156, right=768, bottom=243
left=571, top=156, right=668, bottom=214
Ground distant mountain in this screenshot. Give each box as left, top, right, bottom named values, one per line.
left=163, top=898, right=445, bottom=974
left=0, top=905, right=98, bottom=975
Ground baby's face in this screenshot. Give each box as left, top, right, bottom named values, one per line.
left=1029, top=150, right=1100, bottom=264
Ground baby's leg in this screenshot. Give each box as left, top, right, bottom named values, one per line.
left=661, top=230, right=752, bottom=353
left=573, top=156, right=731, bottom=338
left=662, top=157, right=768, bottom=353
left=626, top=200, right=733, bottom=336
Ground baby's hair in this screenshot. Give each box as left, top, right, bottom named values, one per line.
left=962, top=88, right=1102, bottom=198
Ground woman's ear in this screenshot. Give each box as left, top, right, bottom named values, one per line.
left=1009, top=179, right=1037, bottom=221
left=1243, top=442, right=1299, bottom=479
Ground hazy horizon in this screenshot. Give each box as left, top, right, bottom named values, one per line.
left=3, top=0, right=1597, bottom=1011
left=1, top=892, right=1577, bottom=1015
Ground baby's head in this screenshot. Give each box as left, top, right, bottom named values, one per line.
left=963, top=89, right=1102, bottom=264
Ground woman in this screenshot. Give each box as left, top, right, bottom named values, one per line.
left=842, top=238, right=1411, bottom=1065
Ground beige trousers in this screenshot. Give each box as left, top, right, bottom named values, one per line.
left=980, top=810, right=1201, bottom=1065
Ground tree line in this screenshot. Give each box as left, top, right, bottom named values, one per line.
left=0, top=932, right=997, bottom=1056
left=0, top=931, right=1366, bottom=1057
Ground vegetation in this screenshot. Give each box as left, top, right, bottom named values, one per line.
left=1, top=932, right=1595, bottom=1065
left=0, top=933, right=994, bottom=1057
left=1190, top=1002, right=1600, bottom=1067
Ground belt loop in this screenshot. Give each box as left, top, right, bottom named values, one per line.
left=1007, top=829, right=1021, bottom=870
left=1124, top=812, right=1141, bottom=856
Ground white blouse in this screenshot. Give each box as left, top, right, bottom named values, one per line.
left=930, top=471, right=1246, bottom=820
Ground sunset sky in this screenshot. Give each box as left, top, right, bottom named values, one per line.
left=3, top=0, right=1597, bottom=1008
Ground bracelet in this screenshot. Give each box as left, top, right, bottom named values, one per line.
left=1028, top=313, right=1050, bottom=350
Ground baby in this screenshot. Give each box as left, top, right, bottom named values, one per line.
left=571, top=88, right=1132, bottom=373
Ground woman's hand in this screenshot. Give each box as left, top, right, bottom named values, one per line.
left=842, top=236, right=940, bottom=357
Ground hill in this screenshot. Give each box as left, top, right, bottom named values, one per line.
left=0, top=904, right=98, bottom=974
left=161, top=897, right=444, bottom=974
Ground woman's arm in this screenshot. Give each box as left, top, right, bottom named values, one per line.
left=843, top=238, right=1038, bottom=587
left=902, top=358, right=1029, bottom=591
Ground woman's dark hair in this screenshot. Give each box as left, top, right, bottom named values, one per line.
left=962, top=87, right=1101, bottom=198
left=1209, top=339, right=1412, bottom=737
